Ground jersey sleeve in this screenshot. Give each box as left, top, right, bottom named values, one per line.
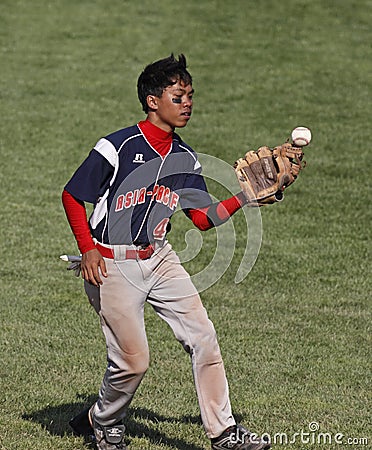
left=64, top=139, right=116, bottom=204
left=178, top=156, right=213, bottom=210
left=178, top=148, right=246, bottom=229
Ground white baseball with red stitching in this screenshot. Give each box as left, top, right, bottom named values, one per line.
left=291, top=126, right=312, bottom=147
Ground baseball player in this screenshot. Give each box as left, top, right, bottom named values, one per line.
left=63, top=54, right=270, bottom=450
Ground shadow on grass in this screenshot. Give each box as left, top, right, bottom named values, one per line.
left=22, top=393, right=208, bottom=450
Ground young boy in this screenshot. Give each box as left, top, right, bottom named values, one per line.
left=63, top=54, right=270, bottom=450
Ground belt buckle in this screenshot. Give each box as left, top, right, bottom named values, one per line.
left=138, top=244, right=154, bottom=260
left=125, top=244, right=154, bottom=260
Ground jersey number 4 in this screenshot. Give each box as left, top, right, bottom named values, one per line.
left=153, top=218, right=169, bottom=240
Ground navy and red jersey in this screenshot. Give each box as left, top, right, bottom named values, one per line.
left=64, top=122, right=212, bottom=246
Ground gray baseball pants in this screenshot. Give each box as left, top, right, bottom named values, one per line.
left=84, top=242, right=235, bottom=439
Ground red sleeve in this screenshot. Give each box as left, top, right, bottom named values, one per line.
left=62, top=189, right=96, bottom=254
left=188, top=192, right=246, bottom=231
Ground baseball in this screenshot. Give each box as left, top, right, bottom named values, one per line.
left=291, top=126, right=312, bottom=146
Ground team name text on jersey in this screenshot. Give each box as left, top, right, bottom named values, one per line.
left=115, top=184, right=180, bottom=212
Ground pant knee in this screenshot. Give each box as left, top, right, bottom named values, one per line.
left=198, top=333, right=222, bottom=361
left=108, top=347, right=150, bottom=379
left=184, top=325, right=222, bottom=364
left=126, top=351, right=150, bottom=376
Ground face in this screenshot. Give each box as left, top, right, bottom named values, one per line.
left=147, top=80, right=194, bottom=132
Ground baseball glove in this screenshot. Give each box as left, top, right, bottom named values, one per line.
left=234, top=142, right=306, bottom=205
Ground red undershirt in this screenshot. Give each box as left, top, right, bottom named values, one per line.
left=138, top=119, right=173, bottom=158
left=62, top=120, right=246, bottom=254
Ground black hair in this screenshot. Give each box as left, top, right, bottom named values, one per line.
left=137, top=53, right=192, bottom=113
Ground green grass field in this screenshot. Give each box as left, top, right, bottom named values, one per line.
left=1, top=0, right=371, bottom=449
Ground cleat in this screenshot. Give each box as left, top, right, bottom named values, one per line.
left=91, top=409, right=127, bottom=450
left=69, top=406, right=94, bottom=438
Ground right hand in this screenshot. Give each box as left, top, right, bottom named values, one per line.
left=81, top=248, right=108, bottom=286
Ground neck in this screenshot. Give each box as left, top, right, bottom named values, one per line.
left=146, top=114, right=174, bottom=133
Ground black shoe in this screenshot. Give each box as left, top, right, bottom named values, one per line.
left=70, top=405, right=126, bottom=449
left=211, top=424, right=271, bottom=450
left=69, top=406, right=94, bottom=438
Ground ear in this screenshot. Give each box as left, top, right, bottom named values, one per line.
left=146, top=95, right=158, bottom=111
